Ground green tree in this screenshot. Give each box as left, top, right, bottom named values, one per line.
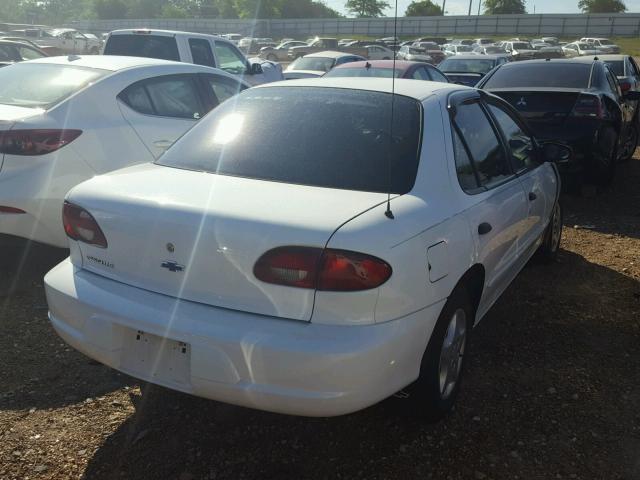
left=94, top=0, right=128, bottom=19
left=234, top=0, right=281, bottom=18
left=345, top=0, right=390, bottom=17
left=281, top=0, right=342, bottom=18
left=161, top=3, right=190, bottom=17
left=578, top=0, right=626, bottom=12
left=405, top=0, right=443, bottom=16
left=483, top=0, right=526, bottom=14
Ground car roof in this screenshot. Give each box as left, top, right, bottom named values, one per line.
left=305, top=50, right=361, bottom=58
left=332, top=60, right=416, bottom=71
left=0, top=40, right=41, bottom=49
left=109, top=29, right=226, bottom=40
left=500, top=58, right=597, bottom=67
left=591, top=54, right=626, bottom=60
left=20, top=55, right=188, bottom=71
left=255, top=77, right=467, bottom=100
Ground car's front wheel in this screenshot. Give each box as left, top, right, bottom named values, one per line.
left=266, top=53, right=278, bottom=61
left=538, top=201, right=563, bottom=262
left=409, top=287, right=473, bottom=421
left=619, top=124, right=638, bottom=163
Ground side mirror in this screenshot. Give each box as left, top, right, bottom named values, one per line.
left=541, top=141, right=571, bottom=164
left=623, top=89, right=640, bottom=100
left=248, top=62, right=263, bottom=75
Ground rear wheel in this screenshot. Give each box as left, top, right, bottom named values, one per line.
left=619, top=124, right=638, bottom=163
left=590, top=126, right=617, bottom=186
left=408, top=287, right=473, bottom=421
left=538, top=201, right=563, bottom=262
left=266, top=53, right=278, bottom=61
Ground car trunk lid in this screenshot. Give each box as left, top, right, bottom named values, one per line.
left=69, top=163, right=388, bottom=321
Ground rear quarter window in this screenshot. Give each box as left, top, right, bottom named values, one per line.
left=104, top=34, right=180, bottom=61
left=484, top=63, right=592, bottom=89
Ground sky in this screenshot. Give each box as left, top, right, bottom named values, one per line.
left=325, top=0, right=640, bottom=15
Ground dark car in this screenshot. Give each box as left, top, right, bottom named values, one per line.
left=438, top=55, right=508, bottom=87
left=325, top=60, right=449, bottom=83
left=477, top=58, right=640, bottom=186
left=0, top=40, right=48, bottom=67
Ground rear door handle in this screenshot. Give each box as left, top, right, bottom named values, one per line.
left=529, top=192, right=537, bottom=201
left=478, top=222, right=492, bottom=235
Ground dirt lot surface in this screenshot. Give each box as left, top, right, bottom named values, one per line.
left=1, top=158, right=640, bottom=480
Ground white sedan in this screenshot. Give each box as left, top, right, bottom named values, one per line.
left=0, top=55, right=248, bottom=248
left=45, top=79, right=564, bottom=419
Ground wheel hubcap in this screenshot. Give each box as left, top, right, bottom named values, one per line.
left=438, top=308, right=467, bottom=400
left=550, top=203, right=562, bottom=252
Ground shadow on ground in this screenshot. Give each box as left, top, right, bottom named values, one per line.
left=81, top=249, right=640, bottom=480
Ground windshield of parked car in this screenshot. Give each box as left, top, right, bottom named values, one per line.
left=604, top=60, right=624, bottom=76
left=288, top=56, right=335, bottom=72
left=325, top=67, right=403, bottom=78
left=576, top=43, right=590, bottom=49
left=483, top=63, right=592, bottom=88
left=158, top=87, right=422, bottom=194
left=104, top=34, right=180, bottom=61
left=598, top=39, right=614, bottom=45
left=0, top=64, right=107, bottom=109
left=512, top=42, right=531, bottom=50
left=439, top=58, right=496, bottom=73
left=456, top=45, right=473, bottom=52
left=484, top=46, right=505, bottom=53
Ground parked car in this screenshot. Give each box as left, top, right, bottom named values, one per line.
left=221, top=34, right=243, bottom=45
left=535, top=46, right=565, bottom=59
left=288, top=37, right=367, bottom=60
left=325, top=60, right=449, bottom=83
left=438, top=54, right=508, bottom=86
left=31, top=28, right=103, bottom=54
left=503, top=41, right=537, bottom=61
left=284, top=51, right=365, bottom=79
left=477, top=58, right=640, bottom=186
left=473, top=45, right=507, bottom=55
left=582, top=38, right=620, bottom=54
left=0, top=40, right=48, bottom=66
left=260, top=40, right=308, bottom=61
left=541, top=36, right=559, bottom=45
left=1, top=34, right=62, bottom=55
left=562, top=42, right=598, bottom=57
left=363, top=44, right=395, bottom=60
left=472, top=38, right=494, bottom=47
left=44, top=77, right=565, bottom=420
left=444, top=45, right=474, bottom=56
left=412, top=42, right=446, bottom=64
left=396, top=45, right=433, bottom=63
left=414, top=37, right=448, bottom=45
left=597, top=54, right=640, bottom=160
left=0, top=55, right=248, bottom=248
left=103, top=29, right=283, bottom=86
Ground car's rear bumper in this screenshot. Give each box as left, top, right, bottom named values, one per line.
left=45, top=259, right=442, bottom=417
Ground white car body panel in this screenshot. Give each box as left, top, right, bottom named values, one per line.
left=0, top=56, right=248, bottom=247
left=44, top=79, right=560, bottom=416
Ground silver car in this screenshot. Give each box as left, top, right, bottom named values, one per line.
left=260, top=40, right=308, bottom=61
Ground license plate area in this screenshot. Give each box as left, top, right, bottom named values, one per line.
left=120, top=329, right=191, bottom=385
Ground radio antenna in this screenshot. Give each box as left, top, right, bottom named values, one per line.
left=385, top=0, right=399, bottom=220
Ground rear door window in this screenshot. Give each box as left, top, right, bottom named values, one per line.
left=483, top=63, right=592, bottom=88
left=189, top=38, right=216, bottom=67
left=487, top=103, right=538, bottom=172
left=119, top=75, right=204, bottom=119
left=104, top=34, right=180, bottom=61
left=204, top=74, right=246, bottom=104
left=453, top=101, right=512, bottom=189
left=428, top=67, right=449, bottom=83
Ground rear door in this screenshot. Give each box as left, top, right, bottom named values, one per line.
left=117, top=74, right=208, bottom=158
left=485, top=98, right=554, bottom=255
left=449, top=92, right=529, bottom=309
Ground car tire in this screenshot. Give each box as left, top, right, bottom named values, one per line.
left=590, top=126, right=617, bottom=186
left=618, top=124, right=638, bottom=163
left=408, top=286, right=473, bottom=422
left=266, top=54, right=278, bottom=61
left=538, top=200, right=563, bottom=262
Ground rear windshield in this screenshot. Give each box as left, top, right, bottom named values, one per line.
left=484, top=63, right=592, bottom=89
left=456, top=46, right=472, bottom=52
left=287, top=56, right=335, bottom=72
left=158, top=87, right=422, bottom=194
left=325, top=67, right=402, bottom=78
left=604, top=60, right=624, bottom=76
left=104, top=34, right=179, bottom=61
left=439, top=58, right=495, bottom=73
left=0, top=64, right=107, bottom=109
left=512, top=42, right=531, bottom=49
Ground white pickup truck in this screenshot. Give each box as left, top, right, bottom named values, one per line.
left=11, top=28, right=102, bottom=54
left=103, top=29, right=283, bottom=86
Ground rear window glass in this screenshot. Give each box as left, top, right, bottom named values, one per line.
left=104, top=34, right=179, bottom=61
left=287, top=57, right=335, bottom=72
left=158, top=87, right=423, bottom=194
left=512, top=42, right=531, bottom=50
left=483, top=63, right=591, bottom=89
left=325, top=67, right=402, bottom=78
left=0, top=64, right=107, bottom=109
left=439, top=58, right=496, bottom=73
left=604, top=60, right=624, bottom=76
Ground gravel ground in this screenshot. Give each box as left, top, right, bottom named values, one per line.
left=1, top=157, right=639, bottom=480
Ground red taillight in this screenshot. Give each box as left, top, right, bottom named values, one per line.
left=620, top=81, right=632, bottom=93
left=62, top=201, right=108, bottom=248
left=0, top=129, right=82, bottom=156
left=571, top=95, right=603, bottom=119
left=254, top=246, right=392, bottom=291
